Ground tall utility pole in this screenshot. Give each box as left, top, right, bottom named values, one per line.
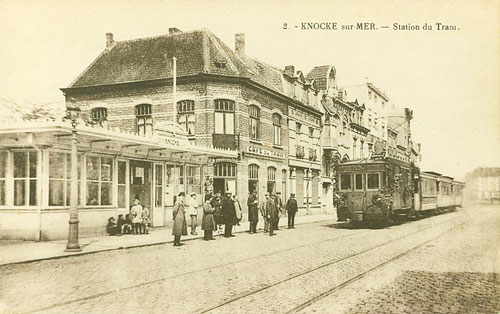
left=173, top=57, right=177, bottom=125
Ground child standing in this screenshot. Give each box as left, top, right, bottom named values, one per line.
left=142, top=207, right=150, bottom=234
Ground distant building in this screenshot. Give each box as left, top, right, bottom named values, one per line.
left=465, top=167, right=500, bottom=202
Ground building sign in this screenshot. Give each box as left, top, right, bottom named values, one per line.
left=247, top=145, right=284, bottom=159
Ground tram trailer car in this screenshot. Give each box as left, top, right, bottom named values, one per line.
left=335, top=158, right=463, bottom=226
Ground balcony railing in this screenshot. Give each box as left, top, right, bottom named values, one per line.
left=296, top=145, right=305, bottom=159
left=212, top=133, right=239, bottom=150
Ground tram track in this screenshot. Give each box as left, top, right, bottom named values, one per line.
left=23, top=227, right=371, bottom=314
left=17, top=214, right=462, bottom=314
left=199, top=217, right=466, bottom=314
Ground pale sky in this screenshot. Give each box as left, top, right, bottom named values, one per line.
left=0, top=0, right=499, bottom=179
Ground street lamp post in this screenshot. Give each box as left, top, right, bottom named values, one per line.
left=65, top=101, right=81, bottom=252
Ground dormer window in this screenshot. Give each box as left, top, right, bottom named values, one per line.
left=91, top=107, right=107, bottom=122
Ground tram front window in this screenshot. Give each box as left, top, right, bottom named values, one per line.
left=367, top=173, right=380, bottom=190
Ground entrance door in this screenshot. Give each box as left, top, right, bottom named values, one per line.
left=153, top=163, right=164, bottom=227
left=130, top=160, right=152, bottom=219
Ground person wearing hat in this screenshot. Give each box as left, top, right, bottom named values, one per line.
left=172, top=192, right=187, bottom=246
left=222, top=190, right=237, bottom=237
left=286, top=193, right=298, bottom=229
left=188, top=192, right=199, bottom=235
left=264, top=192, right=277, bottom=236
left=247, top=190, right=259, bottom=233
left=273, top=191, right=284, bottom=231
left=260, top=192, right=270, bottom=233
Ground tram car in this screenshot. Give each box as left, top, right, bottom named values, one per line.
left=334, top=157, right=464, bottom=226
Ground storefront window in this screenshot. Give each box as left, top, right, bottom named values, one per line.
left=186, top=166, right=201, bottom=195
left=155, top=164, right=163, bottom=207
left=0, top=151, right=6, bottom=205
left=118, top=161, right=127, bottom=208
left=86, top=156, right=114, bottom=206
left=13, top=151, right=37, bottom=206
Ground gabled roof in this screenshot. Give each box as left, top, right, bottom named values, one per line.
left=67, top=29, right=283, bottom=94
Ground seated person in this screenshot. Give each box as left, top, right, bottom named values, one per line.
left=107, top=217, right=121, bottom=236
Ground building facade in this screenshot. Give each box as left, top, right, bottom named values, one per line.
left=465, top=167, right=500, bottom=202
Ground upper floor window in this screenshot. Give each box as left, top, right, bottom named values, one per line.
left=296, top=122, right=302, bottom=134
left=248, top=105, right=260, bottom=140
left=214, top=99, right=235, bottom=135
left=177, top=100, right=195, bottom=136
left=309, top=127, right=314, bottom=137
left=91, top=107, right=107, bottom=122
left=273, top=113, right=281, bottom=145
left=135, top=104, right=152, bottom=136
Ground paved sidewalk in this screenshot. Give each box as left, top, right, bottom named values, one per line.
left=0, top=214, right=335, bottom=266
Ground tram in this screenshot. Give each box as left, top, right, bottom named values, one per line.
left=334, top=157, right=464, bottom=226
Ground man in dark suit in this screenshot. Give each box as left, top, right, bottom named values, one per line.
left=264, top=193, right=277, bottom=236
left=247, top=191, right=259, bottom=233
left=286, top=193, right=298, bottom=229
left=222, top=191, right=237, bottom=237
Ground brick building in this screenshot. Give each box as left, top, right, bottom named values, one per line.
left=61, top=28, right=325, bottom=217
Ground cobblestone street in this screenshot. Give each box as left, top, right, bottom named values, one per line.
left=0, top=204, right=498, bottom=314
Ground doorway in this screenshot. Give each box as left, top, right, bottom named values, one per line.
left=129, top=160, right=152, bottom=220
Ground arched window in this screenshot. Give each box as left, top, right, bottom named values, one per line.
left=135, top=104, right=152, bottom=136
left=177, top=100, right=195, bottom=135
left=214, top=99, right=235, bottom=135
left=267, top=166, right=276, bottom=193
left=248, top=164, right=259, bottom=193
left=249, top=105, right=260, bottom=140
left=273, top=113, right=281, bottom=145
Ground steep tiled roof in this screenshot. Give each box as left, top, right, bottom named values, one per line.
left=306, top=65, right=333, bottom=91
left=68, top=29, right=283, bottom=94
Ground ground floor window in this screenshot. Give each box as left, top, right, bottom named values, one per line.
left=13, top=151, right=38, bottom=206
left=186, top=166, right=202, bottom=195
left=214, top=162, right=237, bottom=195
left=267, top=166, right=276, bottom=193
left=0, top=151, right=6, bottom=206
left=86, top=156, right=114, bottom=206
left=248, top=164, right=259, bottom=193
left=49, top=152, right=82, bottom=206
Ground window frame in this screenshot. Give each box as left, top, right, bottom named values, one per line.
left=12, top=151, right=38, bottom=207
left=215, top=99, right=235, bottom=135
left=135, top=104, right=153, bottom=136
left=177, top=100, right=195, bottom=136
left=366, top=172, right=381, bottom=190
left=248, top=105, right=260, bottom=140
left=85, top=155, right=114, bottom=207
left=339, top=173, right=352, bottom=191
left=273, top=113, right=282, bottom=145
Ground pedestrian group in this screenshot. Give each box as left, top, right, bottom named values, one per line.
left=107, top=191, right=299, bottom=247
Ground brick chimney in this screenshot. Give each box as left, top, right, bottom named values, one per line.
left=284, top=65, right=295, bottom=77
left=169, top=27, right=182, bottom=35
left=235, top=33, right=245, bottom=58
left=105, top=33, right=115, bottom=49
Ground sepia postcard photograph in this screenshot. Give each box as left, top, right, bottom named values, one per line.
left=0, top=0, right=499, bottom=313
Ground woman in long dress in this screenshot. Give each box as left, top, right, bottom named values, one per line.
left=201, top=194, right=217, bottom=240
left=172, top=192, right=187, bottom=246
